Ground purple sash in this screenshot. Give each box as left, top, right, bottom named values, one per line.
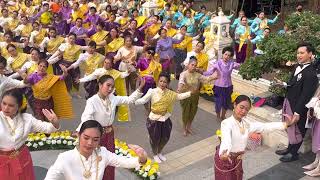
left=283, top=98, right=303, bottom=144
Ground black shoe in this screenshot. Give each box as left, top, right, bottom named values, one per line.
left=275, top=148, right=289, bottom=155
left=279, top=153, right=299, bottom=162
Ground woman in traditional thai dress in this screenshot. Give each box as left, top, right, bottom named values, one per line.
left=70, top=2, right=85, bottom=24
left=39, top=27, right=66, bottom=57
left=29, top=22, right=48, bottom=48
left=183, top=41, right=209, bottom=73
left=77, top=57, right=130, bottom=122
left=0, top=88, right=60, bottom=179
left=177, top=9, right=196, bottom=36
left=69, top=18, right=88, bottom=46
left=68, top=41, right=105, bottom=99
left=230, top=10, right=254, bottom=29
left=250, top=11, right=280, bottom=36
left=90, top=21, right=109, bottom=54
left=116, top=9, right=130, bottom=30
left=158, top=4, right=173, bottom=25
left=0, top=31, right=27, bottom=60
left=9, top=48, right=53, bottom=111
left=173, top=25, right=193, bottom=79
left=23, top=60, right=73, bottom=121
left=153, top=19, right=177, bottom=40
left=100, top=5, right=112, bottom=20
left=215, top=95, right=293, bottom=180
left=131, top=9, right=146, bottom=28
left=136, top=47, right=162, bottom=111
left=172, top=4, right=184, bottom=26
left=19, top=0, right=37, bottom=17
left=45, top=120, right=147, bottom=180
left=97, top=27, right=124, bottom=59
left=6, top=10, right=19, bottom=32
left=12, top=16, right=33, bottom=40
left=178, top=57, right=218, bottom=136
left=5, top=44, right=31, bottom=75
left=84, top=6, right=103, bottom=37
left=155, top=28, right=183, bottom=73
left=122, top=20, right=145, bottom=47
left=137, top=47, right=162, bottom=94
left=59, top=0, right=72, bottom=22
left=135, top=73, right=193, bottom=163
left=51, top=13, right=69, bottom=36
left=104, top=14, right=120, bottom=32
left=143, top=15, right=162, bottom=43
left=303, top=89, right=320, bottom=177
left=78, top=75, right=145, bottom=180
left=47, top=33, right=88, bottom=97
left=114, top=36, right=144, bottom=94
left=203, top=47, right=240, bottom=120
left=234, top=16, right=253, bottom=63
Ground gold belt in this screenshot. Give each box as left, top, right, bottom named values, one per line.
left=0, top=145, right=25, bottom=158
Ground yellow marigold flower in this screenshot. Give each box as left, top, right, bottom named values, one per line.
left=216, top=129, right=222, bottom=137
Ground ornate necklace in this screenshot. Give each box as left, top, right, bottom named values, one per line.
left=1, top=113, right=17, bottom=136
left=79, top=152, right=93, bottom=178
left=236, top=120, right=245, bottom=135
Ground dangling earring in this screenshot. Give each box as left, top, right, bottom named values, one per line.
left=96, top=144, right=101, bottom=152
left=76, top=138, right=80, bottom=149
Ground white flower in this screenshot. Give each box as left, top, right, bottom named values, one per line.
left=138, top=170, right=144, bottom=175
left=52, top=140, right=57, bottom=145
left=41, top=137, right=47, bottom=141
left=135, top=166, right=140, bottom=171
left=67, top=141, right=73, bottom=146
left=33, top=143, right=38, bottom=148
left=144, top=165, right=151, bottom=171
left=63, top=140, right=67, bottom=144
left=115, top=150, right=119, bottom=154
left=38, top=141, right=44, bottom=146
left=142, top=172, right=148, bottom=178
left=57, top=140, right=62, bottom=144
left=26, top=142, right=32, bottom=147
left=35, top=136, right=40, bottom=141
left=123, top=150, right=128, bottom=155
left=48, top=136, right=53, bottom=140
left=150, top=175, right=155, bottom=180
left=119, top=149, right=123, bottom=153
left=46, top=140, right=52, bottom=144
left=73, top=141, right=77, bottom=146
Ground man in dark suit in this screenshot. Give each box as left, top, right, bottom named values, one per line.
left=275, top=42, right=319, bottom=162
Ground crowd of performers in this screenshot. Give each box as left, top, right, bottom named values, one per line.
left=0, top=0, right=317, bottom=180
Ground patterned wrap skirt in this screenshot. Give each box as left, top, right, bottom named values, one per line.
left=100, top=125, right=115, bottom=180
left=214, top=146, right=244, bottom=180
left=0, top=145, right=35, bottom=180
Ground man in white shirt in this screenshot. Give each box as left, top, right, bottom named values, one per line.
left=275, top=43, right=319, bottom=162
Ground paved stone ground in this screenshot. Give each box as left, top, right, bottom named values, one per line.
left=31, top=80, right=319, bottom=180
